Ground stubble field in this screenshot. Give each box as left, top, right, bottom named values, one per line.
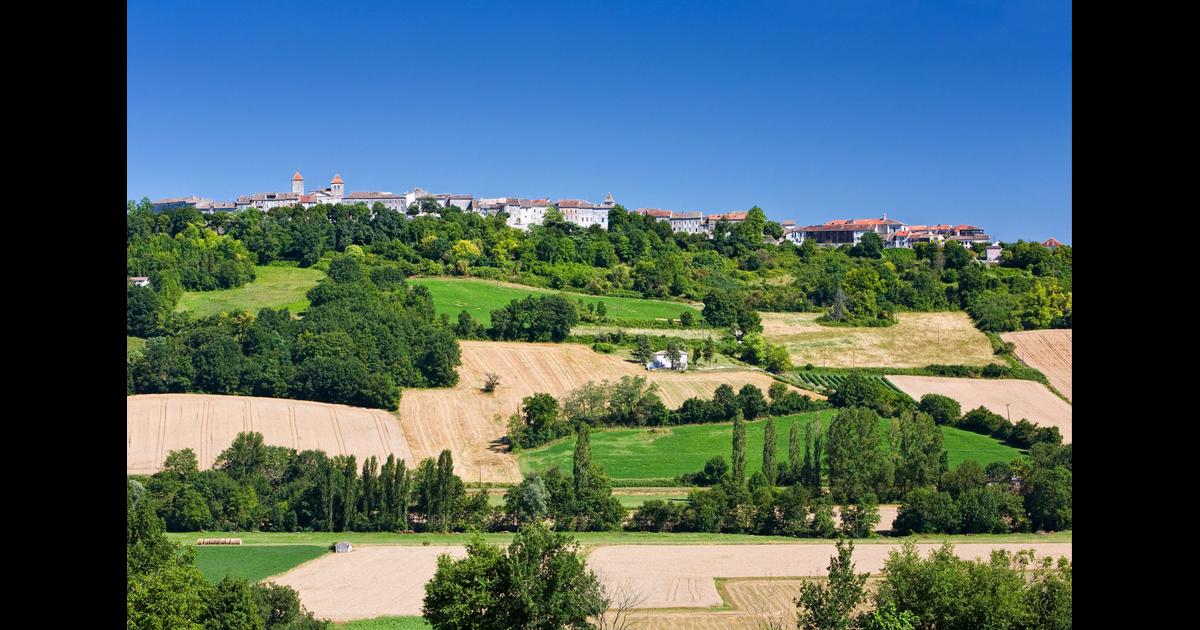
left=886, top=375, right=1073, bottom=442
left=1001, top=329, right=1072, bottom=401
left=759, top=311, right=994, bottom=368
left=268, top=542, right=1072, bottom=622
left=127, top=394, right=414, bottom=475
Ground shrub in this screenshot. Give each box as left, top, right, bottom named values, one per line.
left=918, top=394, right=961, bottom=426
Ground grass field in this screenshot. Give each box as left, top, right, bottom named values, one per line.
left=789, top=372, right=905, bottom=396
left=191, top=544, right=327, bottom=583
left=170, top=530, right=1071, bottom=548
left=175, top=265, right=326, bottom=318
left=127, top=336, right=146, bottom=358
left=520, top=412, right=1022, bottom=481
left=407, top=277, right=701, bottom=325
left=760, top=311, right=994, bottom=368
left=336, top=618, right=431, bottom=630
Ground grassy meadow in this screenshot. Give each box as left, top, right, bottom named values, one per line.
left=191, top=544, right=327, bottom=583
left=336, top=618, right=431, bottom=630
left=520, top=412, right=1023, bottom=482
left=175, top=264, right=326, bottom=318
left=407, top=277, right=701, bottom=325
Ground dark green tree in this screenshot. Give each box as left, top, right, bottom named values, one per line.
left=762, top=416, right=778, bottom=485
left=731, top=410, right=747, bottom=486
left=795, top=539, right=869, bottom=630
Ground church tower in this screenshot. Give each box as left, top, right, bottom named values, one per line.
left=330, top=173, right=345, bottom=198
left=291, top=171, right=304, bottom=195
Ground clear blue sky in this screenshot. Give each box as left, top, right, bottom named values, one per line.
left=128, top=1, right=1071, bottom=242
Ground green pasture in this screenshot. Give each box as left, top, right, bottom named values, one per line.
left=407, top=277, right=701, bottom=326
left=520, top=412, right=1023, bottom=482
left=175, top=265, right=326, bottom=318
left=190, top=544, right=327, bottom=583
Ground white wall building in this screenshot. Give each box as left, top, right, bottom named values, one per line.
left=236, top=172, right=404, bottom=212
left=645, top=350, right=688, bottom=371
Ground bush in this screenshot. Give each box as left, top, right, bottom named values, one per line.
left=591, top=342, right=615, bottom=353
left=918, top=394, right=961, bottom=426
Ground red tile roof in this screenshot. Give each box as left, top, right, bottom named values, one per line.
left=1042, top=238, right=1064, bottom=247
left=707, top=212, right=748, bottom=221
left=331, top=174, right=344, bottom=184
left=292, top=171, right=304, bottom=181
left=636, top=208, right=673, bottom=217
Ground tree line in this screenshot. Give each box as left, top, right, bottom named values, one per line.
left=128, top=199, right=1071, bottom=333
left=507, top=378, right=825, bottom=449
left=128, top=255, right=461, bottom=409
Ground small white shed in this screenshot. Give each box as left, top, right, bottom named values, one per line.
left=334, top=541, right=353, bottom=553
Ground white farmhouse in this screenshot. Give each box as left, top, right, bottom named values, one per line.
left=645, top=349, right=688, bottom=371
left=129, top=276, right=151, bottom=287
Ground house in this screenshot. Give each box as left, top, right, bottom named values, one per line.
left=792, top=217, right=908, bottom=247
left=557, top=195, right=614, bottom=230
left=645, top=349, right=688, bottom=371
left=1042, top=237, right=1065, bottom=249
left=129, top=276, right=151, bottom=288
left=334, top=541, right=353, bottom=553
left=669, top=211, right=704, bottom=234
left=985, top=243, right=1003, bottom=263
left=506, top=198, right=552, bottom=230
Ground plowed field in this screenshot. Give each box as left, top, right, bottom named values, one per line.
left=1001, top=330, right=1072, bottom=401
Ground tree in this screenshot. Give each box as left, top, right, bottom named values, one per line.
left=573, top=422, right=592, bottom=495
left=214, top=432, right=267, bottom=481
left=665, top=340, right=684, bottom=370
left=702, top=336, right=715, bottom=363
left=738, top=384, right=768, bottom=419
left=504, top=477, right=550, bottom=525
left=128, top=285, right=165, bottom=337
left=917, top=394, right=961, bottom=425
left=762, top=416, right=778, bottom=485
left=632, top=335, right=653, bottom=365
left=423, top=524, right=606, bottom=630
left=1023, top=466, right=1072, bottom=531
left=788, top=418, right=802, bottom=483
left=202, top=576, right=264, bottom=630
left=680, top=311, right=694, bottom=327
left=482, top=372, right=501, bottom=393
left=825, top=408, right=891, bottom=503
left=731, top=410, right=747, bottom=486
left=795, top=539, right=869, bottom=630
left=892, top=412, right=946, bottom=496
left=838, top=493, right=880, bottom=539
left=251, top=582, right=326, bottom=629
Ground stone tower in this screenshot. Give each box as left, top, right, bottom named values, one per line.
left=291, top=171, right=304, bottom=195
left=330, top=173, right=345, bottom=198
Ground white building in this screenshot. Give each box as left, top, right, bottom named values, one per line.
left=236, top=172, right=404, bottom=212
left=129, top=276, right=151, bottom=288
left=646, top=350, right=688, bottom=371
left=557, top=194, right=614, bottom=230
left=985, top=243, right=1003, bottom=263
left=669, top=211, right=704, bottom=234
left=505, top=198, right=552, bottom=230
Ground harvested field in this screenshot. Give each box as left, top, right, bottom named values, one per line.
left=586, top=543, right=1073, bottom=609
left=399, top=341, right=820, bottom=483
left=271, top=546, right=468, bottom=621
left=1002, top=329, right=1073, bottom=401
left=126, top=394, right=414, bottom=475
left=886, top=375, right=1073, bottom=443
left=273, top=542, right=1071, bottom=621
left=760, top=311, right=994, bottom=368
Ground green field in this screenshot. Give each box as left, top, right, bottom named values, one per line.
left=336, top=618, right=431, bottom=630
left=407, top=277, right=701, bottom=325
left=175, top=265, right=326, bottom=318
left=127, top=336, right=146, bottom=357
left=520, top=412, right=1023, bottom=482
left=191, top=544, right=327, bottom=583
left=485, top=490, right=690, bottom=508
left=169, top=530, right=1070, bottom=548
left=790, top=371, right=907, bottom=396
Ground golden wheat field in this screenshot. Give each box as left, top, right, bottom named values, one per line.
left=759, top=311, right=995, bottom=368
left=1001, top=329, right=1072, bottom=401
left=886, top=375, right=1072, bottom=442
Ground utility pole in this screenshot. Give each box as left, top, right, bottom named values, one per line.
left=1006, top=403, right=1011, bottom=423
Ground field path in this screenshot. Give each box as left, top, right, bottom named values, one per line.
left=886, top=375, right=1072, bottom=443
left=1001, top=329, right=1072, bottom=401
left=269, top=541, right=1071, bottom=621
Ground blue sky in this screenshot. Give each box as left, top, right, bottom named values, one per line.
left=128, top=1, right=1071, bottom=242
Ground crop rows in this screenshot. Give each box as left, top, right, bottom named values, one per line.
left=792, top=372, right=903, bottom=394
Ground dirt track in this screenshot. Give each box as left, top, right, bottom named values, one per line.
left=886, top=375, right=1072, bottom=443
left=1001, top=330, right=1072, bottom=401
left=269, top=542, right=1072, bottom=621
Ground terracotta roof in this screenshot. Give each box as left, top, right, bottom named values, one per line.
left=331, top=174, right=344, bottom=184
left=556, top=199, right=595, bottom=208
left=1042, top=238, right=1065, bottom=247
left=517, top=198, right=550, bottom=207
left=292, top=171, right=304, bottom=181
left=346, top=192, right=403, bottom=199
left=636, top=208, right=673, bottom=218
left=955, top=225, right=982, bottom=231
left=129, top=276, right=149, bottom=281
left=671, top=211, right=702, bottom=219
left=798, top=224, right=870, bottom=233
left=707, top=212, right=748, bottom=221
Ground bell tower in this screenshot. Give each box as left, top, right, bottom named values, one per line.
left=291, top=171, right=304, bottom=195
left=330, top=173, right=345, bottom=197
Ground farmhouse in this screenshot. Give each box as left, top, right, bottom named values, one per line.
left=129, top=276, right=151, bottom=287
left=645, top=350, right=688, bottom=371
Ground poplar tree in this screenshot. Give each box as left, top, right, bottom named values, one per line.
left=789, top=419, right=802, bottom=484
left=573, top=422, right=592, bottom=495
left=395, top=458, right=410, bottom=529
left=762, top=416, right=778, bottom=485
left=731, top=410, right=747, bottom=486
